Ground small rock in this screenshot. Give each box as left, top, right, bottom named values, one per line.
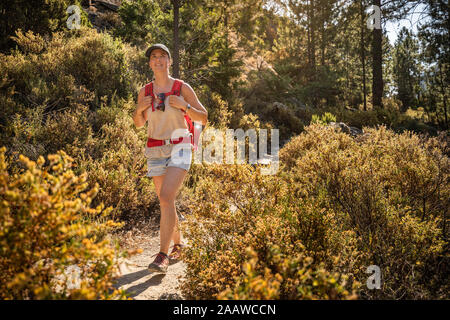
left=158, top=292, right=183, bottom=300
left=328, top=122, right=364, bottom=137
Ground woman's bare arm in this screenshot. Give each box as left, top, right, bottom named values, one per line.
left=133, top=87, right=151, bottom=128
left=170, top=82, right=208, bottom=126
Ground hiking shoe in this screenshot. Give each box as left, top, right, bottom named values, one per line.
left=148, top=252, right=169, bottom=273
left=168, top=244, right=185, bottom=261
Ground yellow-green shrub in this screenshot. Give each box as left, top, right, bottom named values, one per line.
left=3, top=77, right=157, bottom=224
left=0, top=27, right=145, bottom=165
left=180, top=164, right=359, bottom=299
left=219, top=246, right=358, bottom=300
left=38, top=105, right=97, bottom=156
left=75, top=109, right=157, bottom=220
left=333, top=103, right=437, bottom=135
left=181, top=124, right=447, bottom=300
left=311, top=112, right=336, bottom=125
left=0, top=147, right=126, bottom=299
left=0, top=27, right=136, bottom=118
left=280, top=124, right=449, bottom=299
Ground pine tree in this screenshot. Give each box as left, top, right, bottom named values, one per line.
left=393, top=27, right=420, bottom=112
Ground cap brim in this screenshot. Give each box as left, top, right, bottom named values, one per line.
left=145, top=47, right=154, bottom=57
left=145, top=46, right=171, bottom=59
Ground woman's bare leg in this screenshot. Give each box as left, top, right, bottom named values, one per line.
left=157, top=166, right=187, bottom=254
left=153, top=174, right=182, bottom=247
left=173, top=212, right=181, bottom=244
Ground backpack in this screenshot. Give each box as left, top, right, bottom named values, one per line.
left=144, top=79, right=202, bottom=151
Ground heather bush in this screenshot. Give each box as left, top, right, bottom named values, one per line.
left=0, top=147, right=126, bottom=299
left=72, top=103, right=157, bottom=221
left=218, top=246, right=358, bottom=300
left=5, top=106, right=48, bottom=161
left=1, top=32, right=156, bottom=221
left=198, top=91, right=233, bottom=129
left=180, top=164, right=359, bottom=299
left=38, top=105, right=96, bottom=156
left=180, top=124, right=448, bottom=300
left=333, top=103, right=437, bottom=136
left=0, top=27, right=135, bottom=120
left=3, top=96, right=157, bottom=227
left=280, top=124, right=449, bottom=299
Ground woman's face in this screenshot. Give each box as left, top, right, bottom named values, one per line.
left=149, top=49, right=170, bottom=73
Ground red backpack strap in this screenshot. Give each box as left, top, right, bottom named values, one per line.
left=144, top=82, right=156, bottom=112
left=167, top=79, right=183, bottom=96
left=184, top=114, right=197, bottom=150
left=174, top=79, right=183, bottom=96
left=172, top=79, right=198, bottom=149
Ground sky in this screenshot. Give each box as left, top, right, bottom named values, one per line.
left=385, top=3, right=429, bottom=45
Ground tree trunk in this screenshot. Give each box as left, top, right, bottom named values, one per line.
left=224, top=0, right=229, bottom=47
left=372, top=0, right=383, bottom=108
left=320, top=5, right=325, bottom=66
left=307, top=1, right=312, bottom=68
left=361, top=0, right=367, bottom=111
left=172, top=0, right=180, bottom=78
left=310, top=0, right=316, bottom=70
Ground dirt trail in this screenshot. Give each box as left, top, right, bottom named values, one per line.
left=113, top=218, right=187, bottom=300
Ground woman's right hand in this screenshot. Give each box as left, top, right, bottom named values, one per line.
left=133, top=87, right=152, bottom=127
left=137, top=91, right=153, bottom=113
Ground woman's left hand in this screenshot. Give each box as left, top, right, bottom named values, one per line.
left=168, top=95, right=187, bottom=111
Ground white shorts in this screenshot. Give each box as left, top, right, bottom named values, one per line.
left=146, top=145, right=192, bottom=177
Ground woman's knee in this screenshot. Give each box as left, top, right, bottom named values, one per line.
left=159, top=190, right=176, bottom=206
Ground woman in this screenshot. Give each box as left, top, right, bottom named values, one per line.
left=133, top=43, right=208, bottom=273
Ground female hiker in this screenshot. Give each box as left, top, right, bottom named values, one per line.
left=132, top=43, right=208, bottom=273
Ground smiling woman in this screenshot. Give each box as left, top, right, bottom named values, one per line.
left=132, top=43, right=208, bottom=274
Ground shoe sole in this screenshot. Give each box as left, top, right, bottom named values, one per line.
left=148, top=264, right=168, bottom=274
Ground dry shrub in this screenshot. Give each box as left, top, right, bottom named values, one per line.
left=38, top=105, right=97, bottom=156
left=180, top=163, right=359, bottom=299
left=280, top=124, right=449, bottom=299
left=0, top=147, right=126, bottom=299
left=75, top=110, right=157, bottom=220
left=181, top=124, right=447, bottom=300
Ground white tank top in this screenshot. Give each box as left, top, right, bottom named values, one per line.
left=144, top=83, right=191, bottom=159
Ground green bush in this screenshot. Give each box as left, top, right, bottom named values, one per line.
left=74, top=107, right=158, bottom=221
left=332, top=102, right=438, bottom=136
left=0, top=27, right=135, bottom=120
left=115, top=0, right=169, bottom=46
left=0, top=27, right=159, bottom=225
left=311, top=112, right=336, bottom=125
left=0, top=0, right=90, bottom=52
